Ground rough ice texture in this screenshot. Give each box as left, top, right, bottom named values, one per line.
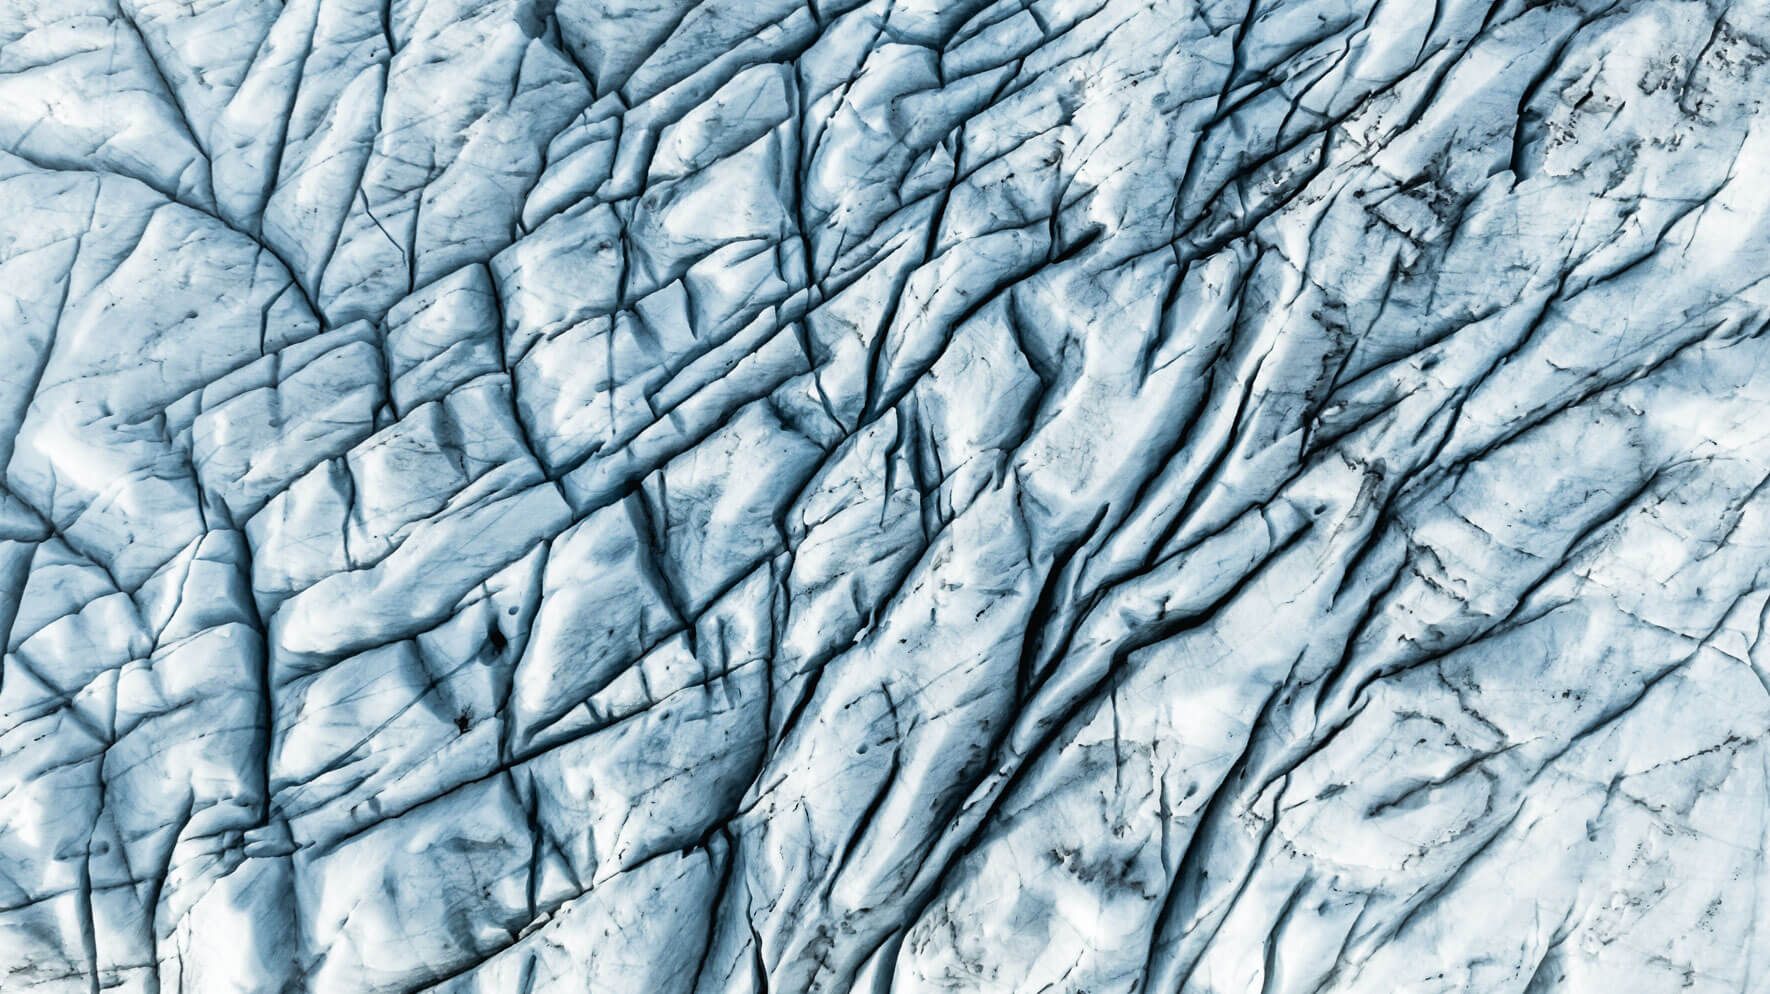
left=2, top=0, right=1768, bottom=991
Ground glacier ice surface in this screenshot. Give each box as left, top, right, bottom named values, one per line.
left=3, top=0, right=1770, bottom=991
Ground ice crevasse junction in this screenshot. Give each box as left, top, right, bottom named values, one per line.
left=2, top=0, right=1770, bottom=991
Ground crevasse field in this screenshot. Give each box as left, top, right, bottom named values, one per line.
left=1, top=1, right=1767, bottom=991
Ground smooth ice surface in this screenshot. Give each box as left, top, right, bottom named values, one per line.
left=3, top=0, right=1770, bottom=991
